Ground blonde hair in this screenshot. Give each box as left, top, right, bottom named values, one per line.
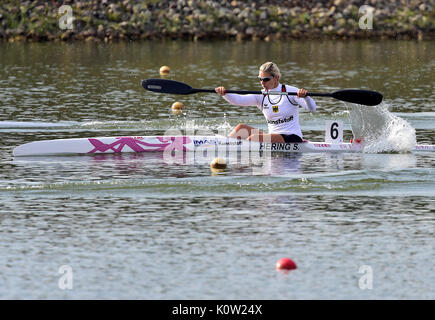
left=259, top=62, right=281, bottom=79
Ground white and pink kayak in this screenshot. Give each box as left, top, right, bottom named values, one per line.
left=12, top=135, right=435, bottom=157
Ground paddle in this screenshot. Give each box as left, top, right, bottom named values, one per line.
left=142, top=78, right=383, bottom=106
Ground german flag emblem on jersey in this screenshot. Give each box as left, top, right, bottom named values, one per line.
left=273, top=105, right=279, bottom=113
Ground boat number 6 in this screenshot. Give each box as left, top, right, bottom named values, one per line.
left=330, top=122, right=339, bottom=139
left=325, top=120, right=343, bottom=143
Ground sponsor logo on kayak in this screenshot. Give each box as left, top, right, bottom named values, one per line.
left=193, top=139, right=214, bottom=146
left=339, top=144, right=352, bottom=150
left=193, top=139, right=242, bottom=146
left=414, top=145, right=433, bottom=150
left=313, top=143, right=331, bottom=148
left=115, top=136, right=144, bottom=140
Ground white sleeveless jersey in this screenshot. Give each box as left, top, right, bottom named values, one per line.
left=223, top=83, right=316, bottom=138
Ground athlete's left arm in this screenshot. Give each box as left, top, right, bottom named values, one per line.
left=287, top=85, right=316, bottom=111
left=296, top=95, right=316, bottom=111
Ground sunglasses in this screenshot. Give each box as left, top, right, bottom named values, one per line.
left=258, top=76, right=274, bottom=82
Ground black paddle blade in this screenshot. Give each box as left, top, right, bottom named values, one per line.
left=331, top=89, right=383, bottom=106
left=142, top=78, right=194, bottom=94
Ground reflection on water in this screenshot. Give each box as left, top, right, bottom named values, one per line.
left=10, top=148, right=421, bottom=175
left=7, top=151, right=430, bottom=197
left=361, top=153, right=417, bottom=170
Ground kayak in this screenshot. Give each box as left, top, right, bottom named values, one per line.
left=12, top=135, right=435, bottom=157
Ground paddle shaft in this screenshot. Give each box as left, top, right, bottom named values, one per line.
left=192, top=88, right=332, bottom=97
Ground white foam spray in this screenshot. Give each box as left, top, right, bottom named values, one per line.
left=348, top=102, right=416, bottom=153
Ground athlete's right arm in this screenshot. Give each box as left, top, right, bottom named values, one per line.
left=215, top=86, right=261, bottom=107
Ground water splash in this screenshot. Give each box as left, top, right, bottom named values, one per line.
left=216, top=113, right=233, bottom=135
left=166, top=115, right=234, bottom=136
left=348, top=102, right=416, bottom=153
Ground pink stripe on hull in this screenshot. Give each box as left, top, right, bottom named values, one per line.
left=87, top=136, right=192, bottom=154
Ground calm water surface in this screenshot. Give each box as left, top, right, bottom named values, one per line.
left=0, top=40, right=434, bottom=299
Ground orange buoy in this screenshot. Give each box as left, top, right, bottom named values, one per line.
left=210, top=158, right=227, bottom=174
left=171, top=101, right=184, bottom=115
left=210, top=157, right=227, bottom=170
left=159, top=65, right=170, bottom=75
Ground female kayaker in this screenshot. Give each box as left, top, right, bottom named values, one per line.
left=215, top=62, right=316, bottom=143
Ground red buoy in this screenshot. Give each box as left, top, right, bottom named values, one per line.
left=276, top=257, right=297, bottom=271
